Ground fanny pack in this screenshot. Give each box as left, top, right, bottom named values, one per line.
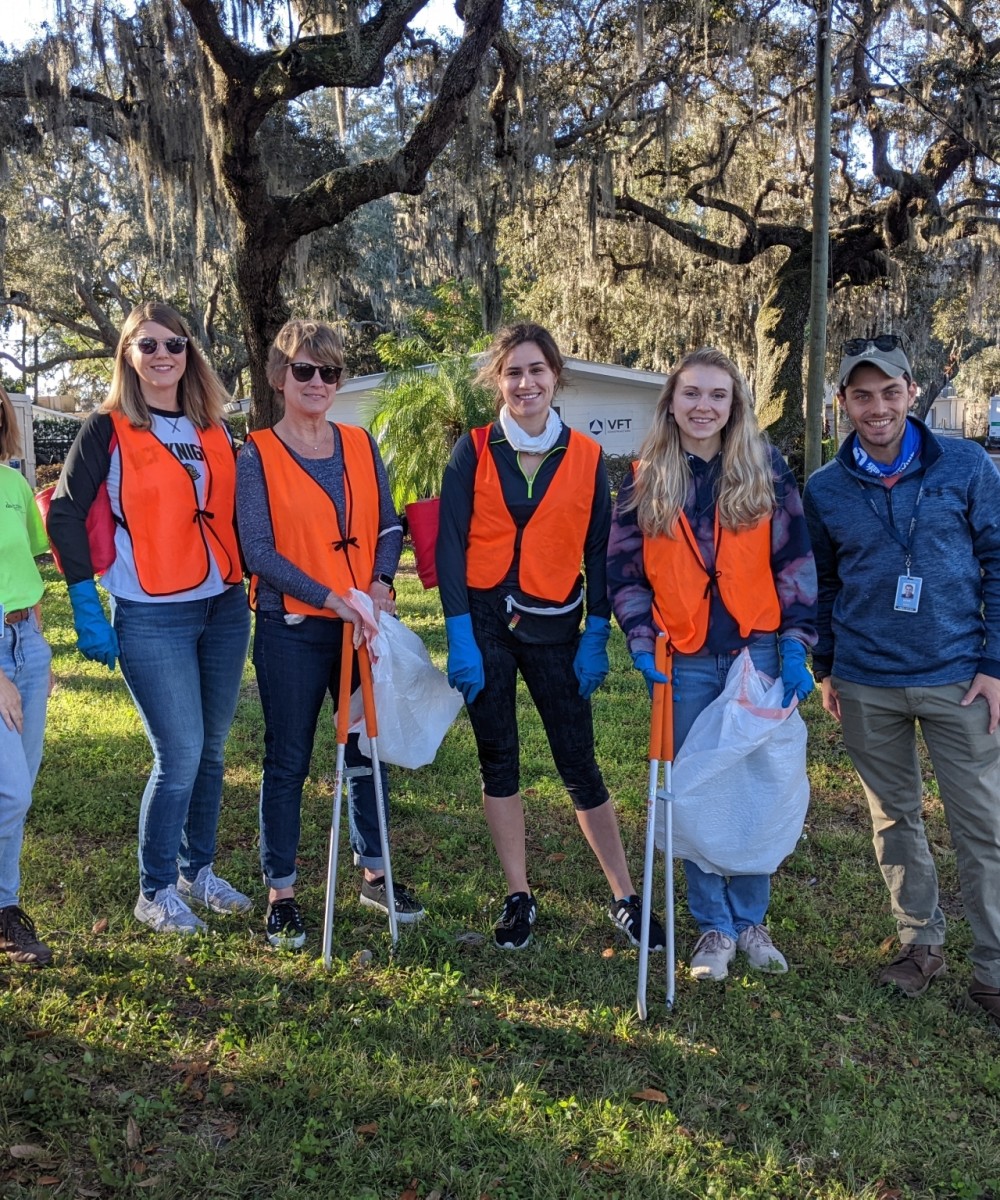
left=498, top=588, right=583, bottom=645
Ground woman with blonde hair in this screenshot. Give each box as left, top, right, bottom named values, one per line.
left=0, top=388, right=53, bottom=964
left=48, top=301, right=251, bottom=935
left=608, top=347, right=818, bottom=981
left=437, top=321, right=665, bottom=952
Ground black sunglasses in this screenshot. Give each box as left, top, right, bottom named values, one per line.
left=842, top=334, right=904, bottom=356
left=288, top=362, right=342, bottom=384
left=133, top=336, right=188, bottom=355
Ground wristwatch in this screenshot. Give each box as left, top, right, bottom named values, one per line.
left=373, top=573, right=395, bottom=589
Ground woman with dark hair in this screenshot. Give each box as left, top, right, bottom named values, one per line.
left=0, top=388, right=53, bottom=965
left=436, top=321, right=665, bottom=952
left=237, top=318, right=423, bottom=951
left=48, top=301, right=251, bottom=935
left=608, top=347, right=818, bottom=981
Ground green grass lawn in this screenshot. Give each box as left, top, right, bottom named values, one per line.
left=2, top=559, right=997, bottom=1199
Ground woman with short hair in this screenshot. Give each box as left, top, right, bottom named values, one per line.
left=237, top=318, right=424, bottom=950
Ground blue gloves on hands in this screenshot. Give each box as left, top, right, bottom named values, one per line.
left=779, top=637, right=814, bottom=707
left=445, top=613, right=485, bottom=705
left=573, top=615, right=611, bottom=700
left=630, top=648, right=669, bottom=695
left=68, top=579, right=119, bottom=671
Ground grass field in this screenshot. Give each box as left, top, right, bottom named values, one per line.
left=1, top=559, right=997, bottom=1200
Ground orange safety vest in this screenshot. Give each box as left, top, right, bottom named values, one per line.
left=642, top=509, right=780, bottom=654
left=247, top=425, right=380, bottom=618
left=465, top=426, right=601, bottom=601
left=111, top=412, right=242, bottom=596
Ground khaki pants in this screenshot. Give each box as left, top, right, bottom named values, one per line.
left=834, top=677, right=1000, bottom=987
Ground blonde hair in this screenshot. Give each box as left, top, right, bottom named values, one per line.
left=626, top=347, right=775, bottom=537
left=475, top=322, right=565, bottom=413
left=266, top=319, right=345, bottom=391
left=101, top=301, right=229, bottom=430
left=0, top=387, right=23, bottom=460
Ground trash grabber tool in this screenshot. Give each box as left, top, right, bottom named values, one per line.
left=322, top=621, right=355, bottom=970
left=637, top=634, right=675, bottom=1019
left=357, top=639, right=399, bottom=948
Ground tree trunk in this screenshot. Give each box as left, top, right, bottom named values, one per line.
left=233, top=221, right=290, bottom=431
left=753, top=245, right=812, bottom=455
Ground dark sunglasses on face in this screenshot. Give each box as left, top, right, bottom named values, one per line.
left=842, top=334, right=904, bottom=355
left=133, top=336, right=189, bottom=355
left=287, top=362, right=342, bottom=384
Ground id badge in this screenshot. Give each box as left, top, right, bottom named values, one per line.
left=894, top=576, right=922, bottom=612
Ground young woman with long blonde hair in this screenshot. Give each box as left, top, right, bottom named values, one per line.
left=608, top=347, right=818, bottom=981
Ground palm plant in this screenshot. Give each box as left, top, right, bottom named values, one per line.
left=368, top=340, right=496, bottom=510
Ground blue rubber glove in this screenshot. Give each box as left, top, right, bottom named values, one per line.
left=68, top=579, right=119, bottom=671
left=573, top=615, right=611, bottom=699
left=779, top=637, right=814, bottom=707
left=445, top=613, right=485, bottom=704
left=630, top=648, right=668, bottom=695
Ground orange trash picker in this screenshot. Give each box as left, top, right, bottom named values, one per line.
left=637, top=634, right=675, bottom=1019
left=322, top=623, right=399, bottom=969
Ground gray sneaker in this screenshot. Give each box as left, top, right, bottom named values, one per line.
left=690, top=930, right=737, bottom=981
left=178, top=866, right=253, bottom=915
left=737, top=924, right=789, bottom=972
left=134, top=886, right=207, bottom=935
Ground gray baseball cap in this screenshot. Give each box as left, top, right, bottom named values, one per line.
left=838, top=339, right=912, bottom=388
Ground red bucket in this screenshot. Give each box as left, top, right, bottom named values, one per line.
left=405, top=497, right=440, bottom=590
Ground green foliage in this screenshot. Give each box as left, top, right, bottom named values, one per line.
left=603, top=453, right=635, bottom=497
left=369, top=355, right=495, bottom=509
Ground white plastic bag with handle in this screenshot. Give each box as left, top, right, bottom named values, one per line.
left=656, top=648, right=809, bottom=875
left=345, top=591, right=463, bottom=769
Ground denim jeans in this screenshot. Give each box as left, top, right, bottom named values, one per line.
left=466, top=591, right=608, bottom=809
left=0, top=612, right=51, bottom=909
left=252, top=612, right=390, bottom=888
left=672, top=636, right=780, bottom=938
left=112, top=584, right=251, bottom=898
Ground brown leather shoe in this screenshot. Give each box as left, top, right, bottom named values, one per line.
left=878, top=943, right=946, bottom=997
left=967, top=978, right=1000, bottom=1027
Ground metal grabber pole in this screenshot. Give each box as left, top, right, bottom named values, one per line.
left=322, top=622, right=355, bottom=970
left=357, top=640, right=399, bottom=949
left=637, top=635, right=675, bottom=1018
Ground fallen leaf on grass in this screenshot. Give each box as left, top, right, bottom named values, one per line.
left=24, top=1031, right=50, bottom=1041
left=454, top=931, right=486, bottom=946
left=601, top=948, right=615, bottom=958
left=399, top=1180, right=419, bottom=1200
left=834, top=1014, right=858, bottom=1024
left=355, top=1122, right=378, bottom=1137
left=546, top=853, right=567, bottom=863
left=630, top=1088, right=668, bottom=1104
left=126, top=1117, right=140, bottom=1150
left=721, top=1133, right=736, bottom=1145
left=131, top=1159, right=146, bottom=1175
left=76, top=1188, right=102, bottom=1197
left=879, top=936, right=897, bottom=954
left=9, top=1146, right=46, bottom=1160
left=874, top=1184, right=903, bottom=1200
left=91, top=917, right=109, bottom=934
left=220, top=1082, right=236, bottom=1098
left=426, top=1192, right=442, bottom=1200
left=37, top=1176, right=60, bottom=1186
left=135, top=1177, right=162, bottom=1189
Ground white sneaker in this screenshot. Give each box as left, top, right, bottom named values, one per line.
left=690, top=930, right=737, bottom=981
left=737, top=924, right=788, bottom=972
left=134, top=886, right=207, bottom=935
left=178, top=866, right=253, bottom=915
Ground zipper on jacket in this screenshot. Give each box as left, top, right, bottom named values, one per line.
left=517, top=446, right=561, bottom=500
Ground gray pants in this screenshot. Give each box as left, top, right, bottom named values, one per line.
left=834, top=677, right=1000, bottom=987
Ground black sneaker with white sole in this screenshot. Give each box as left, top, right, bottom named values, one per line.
left=359, top=877, right=425, bottom=923
left=265, top=897, right=306, bottom=950
left=609, top=894, right=666, bottom=951
left=494, top=891, right=537, bottom=950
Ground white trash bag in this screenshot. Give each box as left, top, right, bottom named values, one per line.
left=656, top=648, right=809, bottom=876
left=350, top=609, right=464, bottom=770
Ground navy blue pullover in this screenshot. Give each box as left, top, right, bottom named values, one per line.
left=802, top=419, right=1000, bottom=686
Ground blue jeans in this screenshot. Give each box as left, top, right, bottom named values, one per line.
left=0, top=612, right=51, bottom=909
left=672, top=636, right=779, bottom=938
left=252, top=612, right=390, bottom=888
left=112, top=584, right=251, bottom=898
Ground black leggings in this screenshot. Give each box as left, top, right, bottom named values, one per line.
left=466, top=591, right=610, bottom=810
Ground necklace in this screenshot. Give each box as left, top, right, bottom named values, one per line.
left=284, top=422, right=330, bottom=453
